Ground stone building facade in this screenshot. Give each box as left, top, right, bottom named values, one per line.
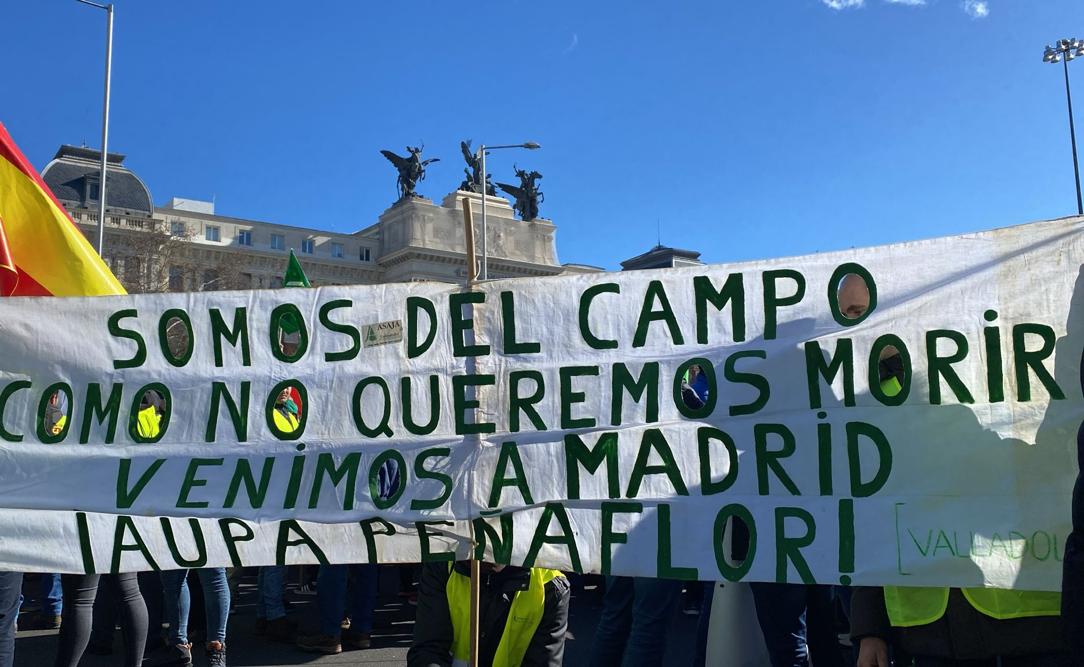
left=40, top=145, right=599, bottom=293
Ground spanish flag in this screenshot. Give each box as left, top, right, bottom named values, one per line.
left=0, top=122, right=124, bottom=296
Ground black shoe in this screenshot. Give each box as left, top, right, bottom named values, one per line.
left=205, top=641, right=226, bottom=667
left=155, top=643, right=192, bottom=667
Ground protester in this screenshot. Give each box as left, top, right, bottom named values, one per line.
left=272, top=386, right=300, bottom=434
left=297, top=457, right=400, bottom=654
left=24, top=392, right=67, bottom=633
left=839, top=271, right=1072, bottom=667
left=1063, top=311, right=1084, bottom=654
left=0, top=572, right=21, bottom=667
left=588, top=365, right=709, bottom=667
left=254, top=566, right=295, bottom=642
left=750, top=583, right=844, bottom=667
left=254, top=340, right=299, bottom=643
left=88, top=571, right=163, bottom=656
left=589, top=576, right=682, bottom=666
left=741, top=277, right=873, bottom=667
left=852, top=586, right=1070, bottom=667
left=21, top=573, right=62, bottom=630
left=157, top=375, right=228, bottom=667
left=160, top=568, right=230, bottom=666
left=295, top=564, right=379, bottom=654
left=408, top=561, right=569, bottom=667
left=47, top=391, right=159, bottom=667
left=135, top=390, right=164, bottom=438
left=52, top=573, right=147, bottom=667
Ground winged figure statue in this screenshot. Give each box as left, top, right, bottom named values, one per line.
left=458, top=140, right=495, bottom=195
left=380, top=145, right=440, bottom=201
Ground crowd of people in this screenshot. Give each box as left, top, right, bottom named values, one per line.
left=0, top=561, right=833, bottom=667
left=2, top=559, right=1076, bottom=667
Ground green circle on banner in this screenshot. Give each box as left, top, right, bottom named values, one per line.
left=266, top=380, right=308, bottom=440
left=370, top=449, right=407, bottom=510
left=828, top=263, right=878, bottom=327
left=129, top=383, right=171, bottom=444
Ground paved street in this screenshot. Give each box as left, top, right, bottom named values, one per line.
left=13, top=571, right=698, bottom=666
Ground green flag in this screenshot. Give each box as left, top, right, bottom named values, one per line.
left=283, top=249, right=311, bottom=288
left=278, top=250, right=310, bottom=335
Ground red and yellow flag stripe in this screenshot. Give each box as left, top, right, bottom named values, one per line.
left=0, top=122, right=124, bottom=297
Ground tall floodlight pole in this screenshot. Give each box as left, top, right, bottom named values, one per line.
left=77, top=0, right=114, bottom=255
left=1044, top=38, right=1084, bottom=215
left=477, top=141, right=541, bottom=280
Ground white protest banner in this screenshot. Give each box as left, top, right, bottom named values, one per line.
left=0, top=217, right=1080, bottom=591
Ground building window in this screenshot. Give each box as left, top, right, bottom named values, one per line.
left=331, top=242, right=343, bottom=258
left=168, top=266, right=183, bottom=292
left=359, top=247, right=372, bottom=262
left=86, top=177, right=99, bottom=203
left=202, top=270, right=219, bottom=291
left=271, top=276, right=284, bottom=289
left=271, top=234, right=285, bottom=250
left=170, top=221, right=186, bottom=236
left=205, top=225, right=220, bottom=242
left=301, top=238, right=314, bottom=254
left=237, top=230, right=252, bottom=246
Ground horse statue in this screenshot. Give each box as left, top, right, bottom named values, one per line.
left=497, top=166, right=544, bottom=221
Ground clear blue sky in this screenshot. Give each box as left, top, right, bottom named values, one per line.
left=5, top=0, right=1084, bottom=270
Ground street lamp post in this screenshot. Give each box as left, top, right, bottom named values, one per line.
left=76, top=0, right=114, bottom=255
left=1044, top=38, right=1084, bottom=216
left=477, top=141, right=541, bottom=280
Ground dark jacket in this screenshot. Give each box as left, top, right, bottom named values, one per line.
left=408, top=561, right=570, bottom=667
left=850, top=586, right=1068, bottom=660
left=1062, top=353, right=1084, bottom=654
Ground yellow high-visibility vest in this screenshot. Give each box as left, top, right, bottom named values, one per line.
left=884, top=586, right=1061, bottom=627
left=447, top=565, right=563, bottom=667
left=50, top=414, right=67, bottom=436
left=881, top=375, right=902, bottom=396
left=136, top=406, right=160, bottom=439
left=273, top=408, right=299, bottom=434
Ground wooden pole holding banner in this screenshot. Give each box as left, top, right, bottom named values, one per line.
left=460, top=197, right=481, bottom=666
left=463, top=197, right=478, bottom=285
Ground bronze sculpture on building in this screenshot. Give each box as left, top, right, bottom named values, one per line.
left=458, top=140, right=495, bottom=196
left=380, top=146, right=440, bottom=200
left=497, top=166, right=544, bottom=221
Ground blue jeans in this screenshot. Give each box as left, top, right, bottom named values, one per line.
left=750, top=583, right=844, bottom=667
left=161, top=568, right=230, bottom=645
left=29, top=573, right=63, bottom=616
left=317, top=564, right=378, bottom=636
left=0, top=572, right=22, bottom=667
left=588, top=576, right=683, bottom=667
left=256, top=566, right=286, bottom=621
